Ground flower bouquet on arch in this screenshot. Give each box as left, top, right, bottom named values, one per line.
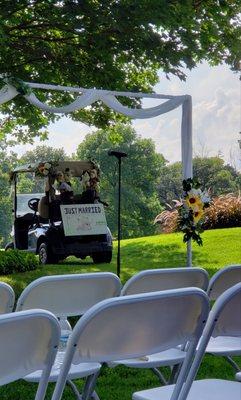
left=178, top=177, right=211, bottom=246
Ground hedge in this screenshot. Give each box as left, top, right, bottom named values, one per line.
left=0, top=250, right=38, bottom=275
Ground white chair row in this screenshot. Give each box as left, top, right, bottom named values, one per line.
left=2, top=264, right=241, bottom=317
left=1, top=268, right=210, bottom=388
left=0, top=264, right=240, bottom=399
left=1, top=264, right=241, bottom=316
left=0, top=283, right=240, bottom=400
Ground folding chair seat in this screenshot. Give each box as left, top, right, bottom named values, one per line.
left=0, top=282, right=15, bottom=314
left=133, top=283, right=241, bottom=400
left=16, top=272, right=121, bottom=399
left=0, top=309, right=60, bottom=400
left=110, top=267, right=209, bottom=385
left=51, top=287, right=209, bottom=400
left=206, top=264, right=241, bottom=373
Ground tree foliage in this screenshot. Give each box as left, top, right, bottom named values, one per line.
left=0, top=0, right=240, bottom=141
left=17, top=145, right=67, bottom=194
left=19, top=145, right=67, bottom=165
left=76, top=123, right=165, bottom=238
left=158, top=156, right=241, bottom=207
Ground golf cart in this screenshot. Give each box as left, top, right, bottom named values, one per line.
left=6, top=160, right=112, bottom=264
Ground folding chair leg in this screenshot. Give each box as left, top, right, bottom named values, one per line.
left=66, top=380, right=82, bottom=400
left=168, top=364, right=181, bottom=384
left=82, top=371, right=101, bottom=400
left=89, top=392, right=100, bottom=400
left=151, top=368, right=168, bottom=385
left=224, top=356, right=241, bottom=373
left=66, top=373, right=100, bottom=400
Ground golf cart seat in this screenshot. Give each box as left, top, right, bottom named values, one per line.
left=14, top=213, right=35, bottom=249
left=38, top=196, right=62, bottom=222
left=38, top=196, right=49, bottom=219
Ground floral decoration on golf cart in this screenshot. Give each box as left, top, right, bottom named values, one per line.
left=35, top=162, right=53, bottom=177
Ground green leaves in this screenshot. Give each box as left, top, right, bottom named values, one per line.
left=76, top=123, right=165, bottom=238
left=0, top=1, right=240, bottom=142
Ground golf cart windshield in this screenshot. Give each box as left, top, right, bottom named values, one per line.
left=16, top=193, right=44, bottom=217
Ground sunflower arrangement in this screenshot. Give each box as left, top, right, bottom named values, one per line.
left=178, top=178, right=210, bottom=246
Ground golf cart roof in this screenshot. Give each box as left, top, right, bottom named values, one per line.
left=10, top=160, right=97, bottom=180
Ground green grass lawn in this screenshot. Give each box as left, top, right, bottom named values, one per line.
left=0, top=227, right=240, bottom=399
left=1, top=227, right=241, bottom=297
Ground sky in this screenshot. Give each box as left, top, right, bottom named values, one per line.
left=13, top=62, right=241, bottom=169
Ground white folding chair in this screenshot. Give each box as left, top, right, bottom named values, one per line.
left=0, top=282, right=15, bottom=313
left=112, top=267, right=209, bottom=385
left=133, top=282, right=241, bottom=400
left=16, top=272, right=121, bottom=400
left=51, top=287, right=209, bottom=400
left=121, top=267, right=209, bottom=296
left=0, top=309, right=60, bottom=400
left=206, top=264, right=241, bottom=373
left=207, top=264, right=241, bottom=300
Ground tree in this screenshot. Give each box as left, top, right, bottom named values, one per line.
left=158, top=156, right=241, bottom=207
left=19, top=145, right=67, bottom=165
left=17, top=145, right=68, bottom=194
left=76, top=123, right=165, bottom=238
left=0, top=1, right=240, bottom=142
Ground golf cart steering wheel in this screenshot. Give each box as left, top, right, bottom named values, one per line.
left=28, top=198, right=40, bottom=212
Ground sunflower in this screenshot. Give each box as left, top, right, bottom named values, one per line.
left=185, top=190, right=203, bottom=209
left=193, top=208, right=204, bottom=223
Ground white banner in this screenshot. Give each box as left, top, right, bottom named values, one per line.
left=60, top=204, right=108, bottom=236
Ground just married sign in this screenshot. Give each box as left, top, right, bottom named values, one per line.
left=60, top=204, right=108, bottom=236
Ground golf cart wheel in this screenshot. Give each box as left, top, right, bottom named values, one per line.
left=39, top=242, right=59, bottom=265
left=92, top=251, right=112, bottom=264
left=5, top=242, right=14, bottom=251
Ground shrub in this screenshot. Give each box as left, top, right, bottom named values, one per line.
left=155, top=193, right=241, bottom=233
left=204, top=193, right=241, bottom=230
left=154, top=209, right=179, bottom=233
left=0, top=250, right=38, bottom=275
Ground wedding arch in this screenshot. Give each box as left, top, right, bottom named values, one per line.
left=0, top=81, right=193, bottom=266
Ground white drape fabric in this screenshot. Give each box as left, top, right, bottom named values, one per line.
left=181, top=96, right=193, bottom=179
left=101, top=94, right=186, bottom=118
left=0, top=82, right=192, bottom=178
left=25, top=91, right=100, bottom=113
left=0, top=84, right=193, bottom=177
left=0, top=85, right=19, bottom=105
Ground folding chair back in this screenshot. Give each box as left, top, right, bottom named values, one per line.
left=211, top=281, right=241, bottom=344
left=178, top=282, right=241, bottom=400
left=51, top=288, right=209, bottom=400
left=0, top=309, right=60, bottom=400
left=133, top=283, right=241, bottom=400
left=16, top=272, right=121, bottom=317
left=121, top=267, right=209, bottom=296
left=0, top=282, right=15, bottom=314
left=207, top=264, right=241, bottom=300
